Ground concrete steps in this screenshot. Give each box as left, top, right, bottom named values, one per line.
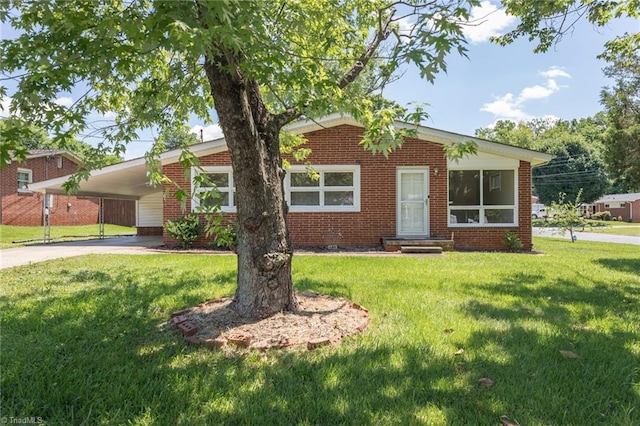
left=400, top=245, right=443, bottom=254
left=382, top=237, right=454, bottom=253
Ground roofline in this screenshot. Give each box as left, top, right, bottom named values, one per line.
left=30, top=115, right=553, bottom=196
left=595, top=193, right=640, bottom=203
left=28, top=139, right=229, bottom=195
left=286, top=114, right=554, bottom=166
left=25, top=149, right=84, bottom=164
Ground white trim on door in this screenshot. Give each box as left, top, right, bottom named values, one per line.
left=396, top=167, right=430, bottom=237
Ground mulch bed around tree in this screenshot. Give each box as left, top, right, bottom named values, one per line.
left=168, top=292, right=370, bottom=352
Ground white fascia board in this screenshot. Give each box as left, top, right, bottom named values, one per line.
left=284, top=114, right=553, bottom=166
left=394, top=121, right=554, bottom=167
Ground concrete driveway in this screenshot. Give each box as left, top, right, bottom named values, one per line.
left=0, top=235, right=163, bottom=269
left=533, top=227, right=640, bottom=245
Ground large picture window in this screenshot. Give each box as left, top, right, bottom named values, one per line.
left=285, top=166, right=360, bottom=212
left=448, top=169, right=517, bottom=226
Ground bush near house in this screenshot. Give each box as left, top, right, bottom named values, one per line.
left=164, top=214, right=201, bottom=248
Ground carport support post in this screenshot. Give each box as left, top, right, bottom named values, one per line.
left=98, top=197, right=105, bottom=239
left=43, top=192, right=51, bottom=244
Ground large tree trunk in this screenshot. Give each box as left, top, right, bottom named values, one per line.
left=204, top=56, right=298, bottom=320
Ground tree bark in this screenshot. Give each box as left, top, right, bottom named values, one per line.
left=204, top=54, right=298, bottom=320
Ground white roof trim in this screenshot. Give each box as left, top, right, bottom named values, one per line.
left=595, top=193, right=640, bottom=203
left=25, top=149, right=84, bottom=165
left=29, top=115, right=552, bottom=199
left=286, top=114, right=553, bottom=166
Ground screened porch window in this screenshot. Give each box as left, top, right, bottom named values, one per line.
left=448, top=169, right=517, bottom=226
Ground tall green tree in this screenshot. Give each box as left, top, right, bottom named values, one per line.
left=495, top=0, right=639, bottom=56
left=0, top=118, right=122, bottom=166
left=476, top=118, right=609, bottom=204
left=1, top=0, right=475, bottom=319
left=601, top=47, right=640, bottom=191
left=157, top=125, right=200, bottom=151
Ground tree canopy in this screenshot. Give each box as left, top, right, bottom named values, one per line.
left=601, top=45, right=640, bottom=191
left=157, top=125, right=200, bottom=151
left=0, top=117, right=122, bottom=166
left=476, top=117, right=610, bottom=204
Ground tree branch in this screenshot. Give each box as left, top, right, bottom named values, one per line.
left=336, top=9, right=395, bottom=89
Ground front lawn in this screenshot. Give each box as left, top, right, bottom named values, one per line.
left=0, top=224, right=136, bottom=249
left=580, top=224, right=640, bottom=236
left=1, top=239, right=639, bottom=425
left=533, top=219, right=640, bottom=237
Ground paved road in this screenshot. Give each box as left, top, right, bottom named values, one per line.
left=533, top=227, right=640, bottom=245
left=0, top=236, right=163, bottom=269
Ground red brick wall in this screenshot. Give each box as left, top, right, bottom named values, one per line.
left=136, top=226, right=164, bottom=236
left=1, top=154, right=101, bottom=226
left=162, top=125, right=534, bottom=250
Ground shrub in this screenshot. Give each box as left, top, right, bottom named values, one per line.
left=165, top=214, right=201, bottom=248
left=208, top=222, right=237, bottom=250
left=503, top=230, right=523, bottom=252
left=592, top=211, right=612, bottom=221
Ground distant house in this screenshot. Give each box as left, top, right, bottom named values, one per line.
left=31, top=115, right=553, bottom=250
left=594, top=193, right=640, bottom=222
left=1, top=150, right=135, bottom=227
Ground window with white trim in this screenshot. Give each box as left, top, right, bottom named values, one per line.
left=191, top=166, right=236, bottom=212
left=285, top=166, right=360, bottom=212
left=17, top=168, right=32, bottom=192
left=448, top=169, right=517, bottom=226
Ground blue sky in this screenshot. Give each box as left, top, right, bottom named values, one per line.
left=2, top=1, right=638, bottom=160
left=386, top=0, right=639, bottom=136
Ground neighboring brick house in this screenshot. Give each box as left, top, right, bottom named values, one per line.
left=2, top=150, right=135, bottom=227
left=30, top=115, right=552, bottom=250
left=594, top=193, right=640, bottom=222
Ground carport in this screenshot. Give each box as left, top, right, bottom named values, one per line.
left=28, top=138, right=229, bottom=242
left=28, top=157, right=161, bottom=241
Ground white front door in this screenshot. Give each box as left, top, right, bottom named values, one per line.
left=397, top=168, right=429, bottom=236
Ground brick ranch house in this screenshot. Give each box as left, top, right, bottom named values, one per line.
left=594, top=193, right=640, bottom=222
left=2, top=150, right=135, bottom=227
left=31, top=115, right=552, bottom=250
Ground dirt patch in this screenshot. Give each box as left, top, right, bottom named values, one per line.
left=169, top=292, right=369, bottom=352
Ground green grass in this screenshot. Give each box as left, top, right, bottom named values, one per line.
left=0, top=224, right=136, bottom=248
left=579, top=223, right=640, bottom=236
left=533, top=219, right=640, bottom=237
left=1, top=239, right=639, bottom=425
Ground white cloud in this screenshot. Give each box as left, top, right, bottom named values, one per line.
left=190, top=124, right=223, bottom=142
left=396, top=16, right=415, bottom=37
left=54, top=96, right=74, bottom=108
left=519, top=83, right=557, bottom=101
left=480, top=93, right=531, bottom=121
left=539, top=66, right=571, bottom=79
left=461, top=1, right=516, bottom=44
left=481, top=66, right=572, bottom=122
left=0, top=97, right=12, bottom=118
